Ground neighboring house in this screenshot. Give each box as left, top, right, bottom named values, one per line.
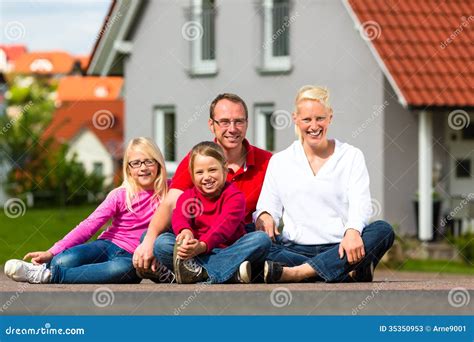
left=88, top=0, right=473, bottom=238
left=43, top=98, right=124, bottom=187
left=44, top=76, right=124, bottom=187
left=11, top=51, right=88, bottom=76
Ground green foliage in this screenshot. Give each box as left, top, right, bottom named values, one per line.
left=0, top=76, right=105, bottom=206
left=450, top=233, right=474, bottom=265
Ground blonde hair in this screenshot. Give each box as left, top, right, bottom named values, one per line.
left=189, top=141, right=227, bottom=180
left=294, top=85, right=333, bottom=141
left=121, top=137, right=168, bottom=212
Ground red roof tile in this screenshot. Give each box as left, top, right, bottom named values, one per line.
left=43, top=100, right=124, bottom=158
left=12, top=51, right=76, bottom=74
left=348, top=0, right=473, bottom=107
left=57, top=76, right=123, bottom=102
left=0, top=45, right=27, bottom=62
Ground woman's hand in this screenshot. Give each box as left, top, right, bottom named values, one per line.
left=338, top=229, right=365, bottom=264
left=23, top=251, right=54, bottom=265
left=256, top=212, right=279, bottom=241
left=133, top=237, right=157, bottom=270
left=177, top=239, right=207, bottom=260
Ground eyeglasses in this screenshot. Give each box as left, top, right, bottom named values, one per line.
left=211, top=118, right=247, bottom=128
left=128, top=159, right=158, bottom=169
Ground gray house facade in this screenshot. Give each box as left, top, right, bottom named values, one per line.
left=88, top=0, right=474, bottom=238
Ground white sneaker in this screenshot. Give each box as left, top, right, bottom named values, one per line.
left=4, top=259, right=51, bottom=283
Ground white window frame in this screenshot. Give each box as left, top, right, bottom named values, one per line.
left=255, top=104, right=276, bottom=152
left=261, top=0, right=292, bottom=73
left=190, top=0, right=217, bottom=76
left=154, top=106, right=178, bottom=174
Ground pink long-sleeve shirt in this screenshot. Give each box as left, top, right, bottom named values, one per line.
left=172, top=183, right=246, bottom=252
left=48, top=187, right=160, bottom=255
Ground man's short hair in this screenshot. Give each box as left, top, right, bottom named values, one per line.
left=209, top=93, right=248, bottom=119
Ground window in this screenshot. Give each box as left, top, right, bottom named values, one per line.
left=92, top=162, right=103, bottom=176
left=456, top=159, right=471, bottom=178
left=255, top=104, right=276, bottom=151
left=261, top=0, right=292, bottom=73
left=154, top=107, right=176, bottom=172
left=189, top=0, right=217, bottom=75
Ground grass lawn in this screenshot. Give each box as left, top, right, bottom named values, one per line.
left=396, top=259, right=474, bottom=275
left=0, top=205, right=99, bottom=265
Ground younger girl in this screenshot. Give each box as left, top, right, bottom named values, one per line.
left=4, top=137, right=171, bottom=284
left=153, top=141, right=271, bottom=284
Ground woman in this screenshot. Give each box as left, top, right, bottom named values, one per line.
left=254, top=85, right=394, bottom=283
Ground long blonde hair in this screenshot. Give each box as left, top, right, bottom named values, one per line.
left=294, top=85, right=333, bottom=141
left=121, top=137, right=168, bottom=212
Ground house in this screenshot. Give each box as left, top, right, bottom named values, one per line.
left=87, top=0, right=473, bottom=239
left=11, top=51, right=88, bottom=76
left=44, top=76, right=124, bottom=187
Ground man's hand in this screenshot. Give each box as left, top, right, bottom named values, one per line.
left=133, top=237, right=156, bottom=270
left=256, top=212, right=279, bottom=242
left=338, top=228, right=365, bottom=264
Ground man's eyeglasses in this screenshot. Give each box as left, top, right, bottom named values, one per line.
left=128, top=159, right=158, bottom=169
left=211, top=118, right=247, bottom=128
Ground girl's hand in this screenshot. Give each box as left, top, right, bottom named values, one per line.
left=23, top=251, right=54, bottom=265
left=177, top=239, right=206, bottom=260
left=176, top=229, right=194, bottom=245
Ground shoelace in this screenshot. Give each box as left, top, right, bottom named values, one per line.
left=27, top=263, right=48, bottom=283
left=183, top=258, right=201, bottom=273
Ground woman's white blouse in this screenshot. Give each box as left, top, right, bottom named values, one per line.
left=254, top=139, right=372, bottom=245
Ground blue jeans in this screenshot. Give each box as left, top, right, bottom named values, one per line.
left=49, top=239, right=141, bottom=284
left=153, top=231, right=271, bottom=283
left=267, top=220, right=395, bottom=282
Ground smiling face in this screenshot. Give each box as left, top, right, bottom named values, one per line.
left=208, top=99, right=248, bottom=151
left=191, top=154, right=227, bottom=198
left=127, top=149, right=159, bottom=191
left=293, top=99, right=332, bottom=149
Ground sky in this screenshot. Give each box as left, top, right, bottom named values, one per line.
left=0, top=0, right=111, bottom=56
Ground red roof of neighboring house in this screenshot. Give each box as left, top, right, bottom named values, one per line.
left=0, top=45, right=27, bottom=62
left=43, top=100, right=124, bottom=159
left=347, top=0, right=473, bottom=107
left=12, top=51, right=77, bottom=75
left=57, top=76, right=123, bottom=102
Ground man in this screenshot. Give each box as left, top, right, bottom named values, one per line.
left=133, top=93, right=272, bottom=279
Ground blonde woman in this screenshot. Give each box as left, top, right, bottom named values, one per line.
left=4, top=137, right=173, bottom=284
left=255, top=86, right=394, bottom=283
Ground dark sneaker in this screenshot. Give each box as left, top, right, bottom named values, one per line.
left=173, top=243, right=208, bottom=284
left=263, top=260, right=285, bottom=284
left=136, top=262, right=176, bottom=283
left=228, top=261, right=251, bottom=284
left=349, top=261, right=374, bottom=282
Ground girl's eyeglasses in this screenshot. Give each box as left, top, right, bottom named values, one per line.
left=128, top=159, right=158, bottom=169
